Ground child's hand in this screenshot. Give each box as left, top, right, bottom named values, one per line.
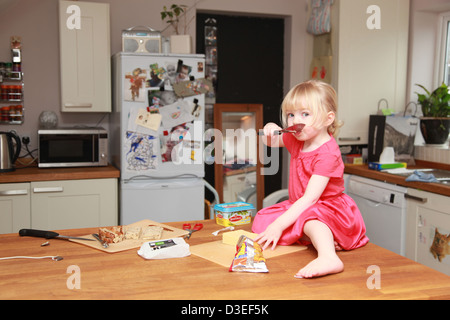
left=263, top=122, right=282, bottom=136
left=254, top=222, right=283, bottom=251
left=261, top=123, right=285, bottom=147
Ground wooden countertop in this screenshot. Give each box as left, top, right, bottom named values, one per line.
left=0, top=164, right=120, bottom=183
left=344, top=161, right=450, bottom=197
left=1, top=219, right=449, bottom=301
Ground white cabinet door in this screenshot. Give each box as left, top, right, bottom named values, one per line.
left=331, top=0, right=409, bottom=145
left=31, top=178, right=117, bottom=230
left=406, top=188, right=450, bottom=276
left=59, top=0, right=111, bottom=112
left=0, top=183, right=30, bottom=233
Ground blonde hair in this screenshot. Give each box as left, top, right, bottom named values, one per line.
left=281, top=80, right=342, bottom=136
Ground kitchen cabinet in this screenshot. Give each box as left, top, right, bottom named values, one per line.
left=330, top=0, right=409, bottom=145
left=58, top=1, right=111, bottom=112
left=405, top=188, right=450, bottom=276
left=0, top=178, right=117, bottom=233
left=0, top=183, right=30, bottom=234
left=31, top=178, right=117, bottom=230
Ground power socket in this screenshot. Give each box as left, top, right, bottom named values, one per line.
left=22, top=136, right=30, bottom=145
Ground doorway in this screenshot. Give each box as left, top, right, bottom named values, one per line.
left=196, top=13, right=285, bottom=203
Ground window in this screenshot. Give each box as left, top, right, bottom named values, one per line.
left=437, top=12, right=450, bottom=86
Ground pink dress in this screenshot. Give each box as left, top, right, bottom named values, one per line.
left=252, top=133, right=369, bottom=250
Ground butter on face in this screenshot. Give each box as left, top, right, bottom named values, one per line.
left=222, top=230, right=258, bottom=246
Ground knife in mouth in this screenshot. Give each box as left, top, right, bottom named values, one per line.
left=19, top=229, right=96, bottom=241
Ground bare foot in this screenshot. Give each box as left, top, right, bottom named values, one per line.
left=294, top=255, right=344, bottom=279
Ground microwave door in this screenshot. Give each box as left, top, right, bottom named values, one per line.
left=39, top=134, right=96, bottom=167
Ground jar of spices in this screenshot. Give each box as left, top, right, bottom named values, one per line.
left=0, top=62, right=5, bottom=77
left=1, top=85, right=8, bottom=100
left=12, top=62, right=21, bottom=72
left=10, top=85, right=22, bottom=100
left=5, top=62, right=12, bottom=78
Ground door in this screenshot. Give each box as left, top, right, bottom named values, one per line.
left=196, top=13, right=284, bottom=199
left=120, top=178, right=205, bottom=224
left=213, top=103, right=264, bottom=210
left=406, top=188, right=450, bottom=276
left=59, top=0, right=111, bottom=112
left=31, top=179, right=117, bottom=230
left=0, top=183, right=30, bottom=233
left=116, top=53, right=205, bottom=181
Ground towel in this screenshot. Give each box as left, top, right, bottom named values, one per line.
left=405, top=170, right=438, bottom=183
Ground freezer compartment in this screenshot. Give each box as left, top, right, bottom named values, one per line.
left=120, top=178, right=204, bottom=224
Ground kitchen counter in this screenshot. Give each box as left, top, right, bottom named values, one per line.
left=0, top=164, right=120, bottom=183
left=1, top=219, right=449, bottom=301
left=344, top=161, right=450, bottom=197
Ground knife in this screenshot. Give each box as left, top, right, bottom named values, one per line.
left=19, top=229, right=95, bottom=241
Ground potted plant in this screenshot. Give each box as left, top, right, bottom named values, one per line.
left=161, top=4, right=194, bottom=54
left=415, top=82, right=450, bottom=144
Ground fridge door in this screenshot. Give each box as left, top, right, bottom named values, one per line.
left=120, top=178, right=205, bottom=224
left=112, top=52, right=205, bottom=181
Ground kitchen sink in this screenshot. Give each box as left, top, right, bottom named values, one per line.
left=385, top=168, right=450, bottom=185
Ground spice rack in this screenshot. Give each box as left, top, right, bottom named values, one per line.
left=0, top=71, right=24, bottom=124
left=1, top=36, right=24, bottom=125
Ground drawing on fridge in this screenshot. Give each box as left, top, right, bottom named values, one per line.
left=111, top=52, right=208, bottom=224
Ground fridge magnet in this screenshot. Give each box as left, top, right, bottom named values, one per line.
left=164, top=63, right=178, bottom=87
left=148, top=90, right=177, bottom=107
left=182, top=140, right=201, bottom=163
left=135, top=108, right=162, bottom=131
left=191, top=98, right=201, bottom=118
left=124, top=68, right=147, bottom=101
left=159, top=100, right=194, bottom=128
left=125, top=131, right=158, bottom=171
left=429, top=227, right=450, bottom=265
left=172, top=78, right=212, bottom=97
left=175, top=59, right=192, bottom=83
left=160, top=124, right=189, bottom=163
left=148, top=63, right=166, bottom=88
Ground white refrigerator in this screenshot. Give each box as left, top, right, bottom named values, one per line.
left=111, top=52, right=206, bottom=224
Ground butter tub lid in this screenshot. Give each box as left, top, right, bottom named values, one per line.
left=214, top=201, right=255, bottom=212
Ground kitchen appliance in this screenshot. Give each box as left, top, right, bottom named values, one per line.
left=0, top=131, right=21, bottom=172
left=122, top=26, right=162, bottom=53
left=346, top=175, right=407, bottom=256
left=38, top=127, right=108, bottom=168
left=111, top=52, right=206, bottom=224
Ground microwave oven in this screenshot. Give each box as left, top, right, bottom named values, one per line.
left=38, top=127, right=108, bottom=168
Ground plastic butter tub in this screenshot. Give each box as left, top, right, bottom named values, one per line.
left=214, top=202, right=255, bottom=227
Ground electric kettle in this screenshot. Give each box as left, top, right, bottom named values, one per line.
left=0, top=131, right=21, bottom=172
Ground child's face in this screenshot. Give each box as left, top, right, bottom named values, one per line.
left=286, top=107, right=326, bottom=141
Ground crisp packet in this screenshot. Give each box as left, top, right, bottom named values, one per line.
left=229, top=235, right=269, bottom=273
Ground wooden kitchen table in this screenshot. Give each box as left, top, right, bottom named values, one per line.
left=1, top=219, right=449, bottom=302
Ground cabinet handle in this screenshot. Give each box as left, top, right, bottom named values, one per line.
left=405, top=193, right=428, bottom=203
left=64, top=103, right=92, bottom=108
left=338, top=137, right=361, bottom=141
left=0, top=189, right=28, bottom=196
left=33, top=187, right=64, bottom=193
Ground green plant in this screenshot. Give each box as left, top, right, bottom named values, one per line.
left=415, top=82, right=450, bottom=118
left=160, top=4, right=190, bottom=35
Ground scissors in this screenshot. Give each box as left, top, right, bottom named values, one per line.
left=183, top=223, right=203, bottom=239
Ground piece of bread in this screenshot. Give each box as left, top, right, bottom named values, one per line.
left=124, top=226, right=141, bottom=240
left=222, top=230, right=258, bottom=246
left=142, top=226, right=163, bottom=240
left=98, top=226, right=124, bottom=244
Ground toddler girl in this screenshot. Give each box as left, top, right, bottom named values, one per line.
left=253, top=80, right=369, bottom=278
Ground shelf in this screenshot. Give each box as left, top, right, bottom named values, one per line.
left=0, top=71, right=24, bottom=125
